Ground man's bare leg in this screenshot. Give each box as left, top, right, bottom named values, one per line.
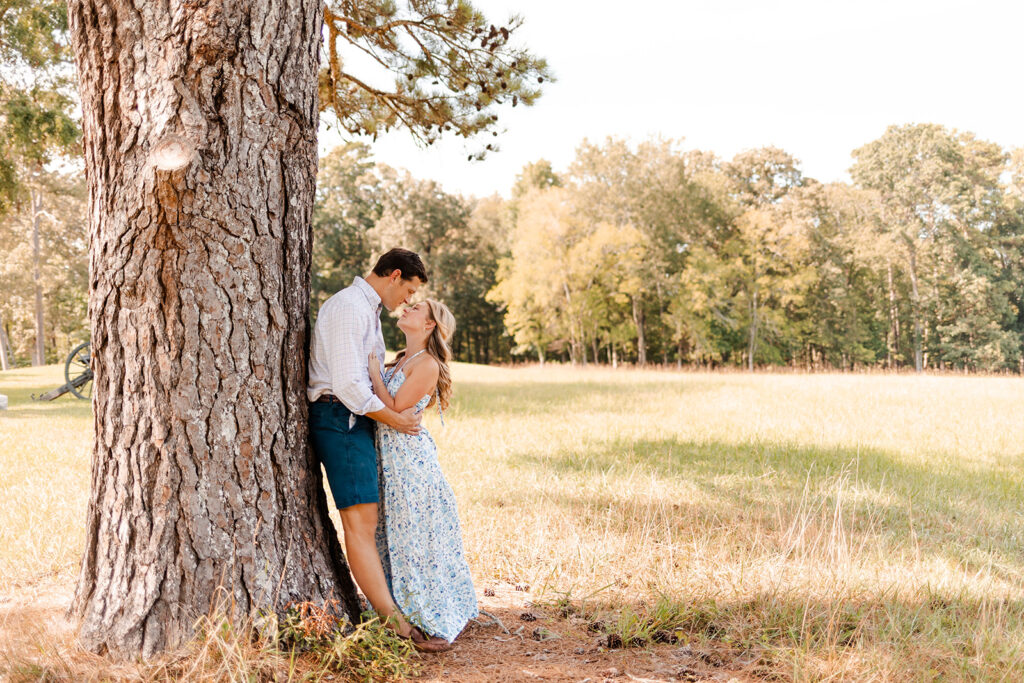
left=339, top=502, right=410, bottom=633
left=339, top=503, right=452, bottom=652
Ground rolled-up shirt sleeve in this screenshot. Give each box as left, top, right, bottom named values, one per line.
left=325, top=303, right=386, bottom=416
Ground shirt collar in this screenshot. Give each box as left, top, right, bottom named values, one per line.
left=352, top=275, right=383, bottom=312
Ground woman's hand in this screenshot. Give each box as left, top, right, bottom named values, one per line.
left=368, top=352, right=381, bottom=378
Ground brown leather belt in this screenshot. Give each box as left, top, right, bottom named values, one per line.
left=316, top=394, right=344, bottom=404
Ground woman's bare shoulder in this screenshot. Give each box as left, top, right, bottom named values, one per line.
left=408, top=353, right=440, bottom=376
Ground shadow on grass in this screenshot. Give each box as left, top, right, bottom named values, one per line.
left=509, top=437, right=1024, bottom=573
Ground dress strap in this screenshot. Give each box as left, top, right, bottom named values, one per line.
left=436, top=388, right=445, bottom=427
left=392, top=348, right=427, bottom=376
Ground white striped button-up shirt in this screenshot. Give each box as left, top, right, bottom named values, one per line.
left=307, top=277, right=387, bottom=425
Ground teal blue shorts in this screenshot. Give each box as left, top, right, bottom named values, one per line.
left=309, top=400, right=378, bottom=509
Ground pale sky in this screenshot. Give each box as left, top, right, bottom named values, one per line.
left=319, top=0, right=1024, bottom=199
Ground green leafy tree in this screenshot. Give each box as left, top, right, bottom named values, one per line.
left=661, top=152, right=741, bottom=366
left=463, top=193, right=514, bottom=362
left=724, top=147, right=803, bottom=208
left=311, top=142, right=381, bottom=310
left=511, top=158, right=561, bottom=199
left=487, top=187, right=577, bottom=363
left=575, top=220, right=646, bottom=366
left=852, top=124, right=1010, bottom=371
left=0, top=0, right=79, bottom=202
left=722, top=148, right=805, bottom=368
left=996, top=149, right=1024, bottom=372
left=369, top=170, right=507, bottom=362
left=665, top=242, right=742, bottom=366
left=569, top=138, right=705, bottom=365
left=775, top=183, right=886, bottom=369
left=1, top=0, right=81, bottom=365
left=732, top=205, right=815, bottom=368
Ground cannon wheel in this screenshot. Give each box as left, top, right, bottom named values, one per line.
left=65, top=341, right=93, bottom=400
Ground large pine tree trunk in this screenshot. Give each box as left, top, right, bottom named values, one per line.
left=67, top=0, right=358, bottom=657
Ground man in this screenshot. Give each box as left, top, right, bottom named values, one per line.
left=307, top=247, right=450, bottom=652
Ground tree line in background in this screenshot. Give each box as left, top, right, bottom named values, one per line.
left=4, top=123, right=1023, bottom=373
left=5, top=124, right=1024, bottom=372
left=313, top=126, right=1024, bottom=372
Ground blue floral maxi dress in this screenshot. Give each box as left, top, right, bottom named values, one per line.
left=374, top=358, right=478, bottom=642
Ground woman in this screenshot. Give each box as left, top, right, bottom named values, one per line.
left=367, top=299, right=478, bottom=644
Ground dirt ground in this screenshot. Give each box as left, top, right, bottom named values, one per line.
left=0, top=581, right=758, bottom=682
left=411, top=582, right=757, bottom=683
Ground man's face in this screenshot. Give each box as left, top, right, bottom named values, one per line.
left=382, top=271, right=422, bottom=312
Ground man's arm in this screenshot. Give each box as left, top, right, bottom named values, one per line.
left=367, top=405, right=422, bottom=434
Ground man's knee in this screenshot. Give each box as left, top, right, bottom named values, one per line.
left=340, top=502, right=378, bottom=540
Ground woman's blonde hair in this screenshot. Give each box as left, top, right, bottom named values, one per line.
left=424, top=299, right=455, bottom=411
left=389, top=299, right=456, bottom=410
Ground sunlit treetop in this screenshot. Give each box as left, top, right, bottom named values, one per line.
left=0, top=0, right=68, bottom=70
left=0, top=0, right=79, bottom=214
left=322, top=0, right=551, bottom=159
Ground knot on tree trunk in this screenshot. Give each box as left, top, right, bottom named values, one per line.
left=151, top=135, right=195, bottom=172
left=150, top=135, right=196, bottom=242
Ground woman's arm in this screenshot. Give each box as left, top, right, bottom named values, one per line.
left=391, top=357, right=440, bottom=413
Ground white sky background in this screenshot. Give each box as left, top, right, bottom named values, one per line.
left=318, top=0, right=1024, bottom=199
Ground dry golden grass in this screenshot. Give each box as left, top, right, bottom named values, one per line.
left=2, top=363, right=1024, bottom=680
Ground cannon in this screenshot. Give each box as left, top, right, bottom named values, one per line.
left=34, top=341, right=93, bottom=401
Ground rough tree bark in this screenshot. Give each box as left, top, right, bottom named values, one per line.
left=67, top=0, right=358, bottom=657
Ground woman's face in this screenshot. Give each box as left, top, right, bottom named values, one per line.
left=397, top=301, right=434, bottom=335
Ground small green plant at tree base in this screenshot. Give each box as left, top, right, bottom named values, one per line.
left=276, top=601, right=419, bottom=682
left=277, top=600, right=349, bottom=652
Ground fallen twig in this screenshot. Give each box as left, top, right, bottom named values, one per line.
left=475, top=609, right=510, bottom=634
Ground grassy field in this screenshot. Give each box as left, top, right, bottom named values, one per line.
left=2, top=363, right=1023, bottom=680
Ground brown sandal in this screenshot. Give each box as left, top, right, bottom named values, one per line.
left=404, top=626, right=453, bottom=653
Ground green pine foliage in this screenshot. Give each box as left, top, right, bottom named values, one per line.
left=321, top=0, right=551, bottom=156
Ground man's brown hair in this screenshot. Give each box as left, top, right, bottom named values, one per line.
left=372, top=248, right=428, bottom=283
